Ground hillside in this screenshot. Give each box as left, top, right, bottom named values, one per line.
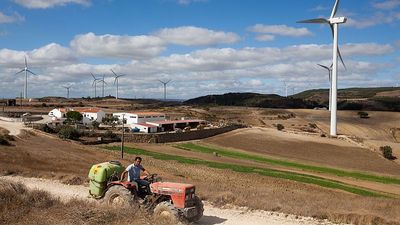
left=185, top=87, right=400, bottom=111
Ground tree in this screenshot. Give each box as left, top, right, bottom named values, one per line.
left=357, top=111, right=369, bottom=119
left=66, top=111, right=83, bottom=123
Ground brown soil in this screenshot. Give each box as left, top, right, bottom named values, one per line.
left=0, top=133, right=400, bottom=225
left=204, top=128, right=400, bottom=176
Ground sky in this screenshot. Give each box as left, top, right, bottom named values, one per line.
left=0, top=0, right=399, bottom=99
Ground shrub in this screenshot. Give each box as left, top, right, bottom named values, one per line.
left=66, top=111, right=83, bottom=123
left=58, top=126, right=81, bottom=140
left=309, top=123, right=317, bottom=129
left=91, top=121, right=100, bottom=130
left=38, top=124, right=56, bottom=133
left=0, top=135, right=11, bottom=146
left=276, top=124, right=284, bottom=131
left=380, top=146, right=395, bottom=160
left=102, top=130, right=119, bottom=140
left=358, top=111, right=369, bottom=119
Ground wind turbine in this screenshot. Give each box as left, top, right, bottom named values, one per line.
left=283, top=81, right=288, bottom=98
left=111, top=69, right=125, bottom=99
left=158, top=79, right=171, bottom=101
left=298, top=0, right=347, bottom=136
left=91, top=73, right=101, bottom=98
left=318, top=64, right=333, bottom=111
left=62, top=85, right=72, bottom=99
left=97, top=75, right=107, bottom=98
left=15, top=56, right=36, bottom=99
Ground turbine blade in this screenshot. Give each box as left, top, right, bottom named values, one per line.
left=318, top=64, right=330, bottom=70
left=15, top=69, right=25, bottom=75
left=166, top=79, right=171, bottom=84
left=26, top=69, right=36, bottom=75
left=91, top=73, right=96, bottom=80
left=92, top=80, right=96, bottom=87
left=337, top=47, right=346, bottom=70
left=330, top=0, right=340, bottom=19
left=110, top=69, right=117, bottom=76
left=24, top=56, right=27, bottom=67
left=329, top=24, right=334, bottom=38
left=114, top=78, right=117, bottom=85
left=297, top=18, right=329, bottom=24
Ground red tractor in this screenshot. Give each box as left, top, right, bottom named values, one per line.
left=88, top=161, right=203, bottom=222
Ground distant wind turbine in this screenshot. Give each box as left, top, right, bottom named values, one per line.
left=318, top=64, right=333, bottom=111
left=283, top=81, right=288, bottom=98
left=298, top=0, right=347, bottom=136
left=15, top=56, right=36, bottom=99
left=91, top=73, right=101, bottom=98
left=62, top=85, right=72, bottom=99
left=111, top=69, right=125, bottom=99
left=158, top=79, right=171, bottom=101
left=97, top=75, right=107, bottom=98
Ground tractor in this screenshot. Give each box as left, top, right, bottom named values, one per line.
left=88, top=161, right=203, bottom=222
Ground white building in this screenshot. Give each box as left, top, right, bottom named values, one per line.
left=75, top=108, right=106, bottom=124
left=113, top=112, right=166, bottom=125
left=48, top=107, right=105, bottom=124
left=48, top=108, right=68, bottom=119
left=131, top=123, right=158, bottom=133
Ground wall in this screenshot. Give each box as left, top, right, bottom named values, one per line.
left=123, top=125, right=244, bottom=143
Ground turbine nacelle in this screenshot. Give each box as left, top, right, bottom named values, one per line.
left=329, top=17, right=347, bottom=24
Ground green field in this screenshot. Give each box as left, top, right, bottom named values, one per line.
left=175, top=143, right=400, bottom=185
left=104, top=146, right=391, bottom=198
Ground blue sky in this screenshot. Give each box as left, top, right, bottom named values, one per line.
left=0, top=0, right=399, bottom=99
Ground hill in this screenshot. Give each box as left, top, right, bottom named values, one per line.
left=185, top=87, right=400, bottom=111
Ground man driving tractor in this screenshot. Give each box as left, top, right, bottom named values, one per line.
left=120, top=156, right=150, bottom=193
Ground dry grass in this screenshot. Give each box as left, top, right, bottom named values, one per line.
left=0, top=180, right=176, bottom=225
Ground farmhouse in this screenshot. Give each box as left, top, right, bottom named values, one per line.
left=48, top=108, right=68, bottom=119
left=48, top=107, right=105, bottom=124
left=113, top=112, right=166, bottom=124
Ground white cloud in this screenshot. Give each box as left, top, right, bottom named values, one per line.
left=373, top=0, right=400, bottom=10
left=13, top=0, right=90, bottom=9
left=345, top=12, right=400, bottom=28
left=176, top=0, right=207, bottom=5
left=154, top=26, right=240, bottom=46
left=0, top=12, right=24, bottom=24
left=255, top=34, right=275, bottom=41
left=70, top=32, right=166, bottom=59
left=248, top=24, right=312, bottom=37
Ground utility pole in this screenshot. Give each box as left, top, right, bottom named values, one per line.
left=121, top=114, right=125, bottom=159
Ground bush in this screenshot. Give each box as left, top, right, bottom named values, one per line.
left=309, top=123, right=317, bottom=129
left=380, top=146, right=395, bottom=160
left=66, top=111, right=83, bottom=123
left=358, top=111, right=369, bottom=119
left=91, top=121, right=100, bottom=130
left=58, top=126, right=81, bottom=140
left=38, top=124, right=56, bottom=133
left=276, top=124, right=284, bottom=131
left=0, top=135, right=11, bottom=146
left=101, top=130, right=119, bottom=140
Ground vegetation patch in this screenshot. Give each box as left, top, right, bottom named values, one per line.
left=380, top=146, right=396, bottom=160
left=175, top=143, right=400, bottom=185
left=104, top=146, right=390, bottom=198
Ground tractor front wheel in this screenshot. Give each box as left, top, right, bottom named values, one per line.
left=153, top=201, right=180, bottom=223
left=187, top=196, right=204, bottom=222
left=103, top=185, right=137, bottom=208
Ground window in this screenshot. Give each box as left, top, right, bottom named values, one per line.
left=139, top=116, right=144, bottom=118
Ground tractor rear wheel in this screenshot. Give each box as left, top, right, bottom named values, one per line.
left=153, top=201, right=180, bottom=223
left=103, top=185, right=137, bottom=208
left=187, top=196, right=204, bottom=222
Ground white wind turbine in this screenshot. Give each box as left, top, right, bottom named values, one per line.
left=111, top=69, right=125, bottom=99
left=298, top=0, right=347, bottom=136
left=318, top=64, right=332, bottom=111
left=159, top=79, right=171, bottom=101
left=91, top=73, right=101, bottom=98
left=97, top=75, right=107, bottom=98
left=283, top=81, right=288, bottom=98
left=15, top=56, right=37, bottom=99
left=62, top=85, right=72, bottom=99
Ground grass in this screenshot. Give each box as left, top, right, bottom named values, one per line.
left=175, top=143, right=400, bottom=185
left=104, top=146, right=390, bottom=198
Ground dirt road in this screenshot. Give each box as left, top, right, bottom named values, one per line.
left=0, top=118, right=28, bottom=135
left=0, top=176, right=345, bottom=225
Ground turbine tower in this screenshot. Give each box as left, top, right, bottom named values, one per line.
left=283, top=81, right=288, bottom=98
left=91, top=73, right=101, bottom=98
left=15, top=56, right=36, bottom=99
left=97, top=75, right=107, bottom=98
left=158, top=79, right=171, bottom=101
left=298, top=0, right=347, bottom=136
left=318, top=64, right=333, bottom=111
left=111, top=69, right=125, bottom=99
left=62, top=85, right=72, bottom=99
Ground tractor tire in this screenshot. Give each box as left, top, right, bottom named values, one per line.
left=153, top=201, right=180, bottom=223
left=103, top=185, right=137, bottom=208
left=187, top=196, right=204, bottom=222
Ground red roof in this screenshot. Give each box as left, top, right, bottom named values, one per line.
left=147, top=119, right=204, bottom=125
left=133, top=123, right=158, bottom=128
